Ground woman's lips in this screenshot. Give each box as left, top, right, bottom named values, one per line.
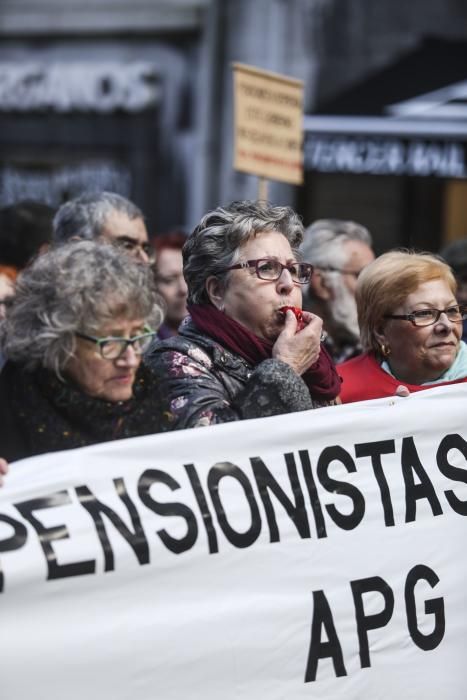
left=112, top=374, right=134, bottom=384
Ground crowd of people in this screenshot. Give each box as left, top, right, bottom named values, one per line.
left=1, top=189, right=466, bottom=472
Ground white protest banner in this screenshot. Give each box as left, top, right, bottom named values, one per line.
left=233, top=62, right=304, bottom=185
left=1, top=384, right=467, bottom=699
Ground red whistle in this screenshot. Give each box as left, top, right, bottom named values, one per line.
left=280, top=305, right=306, bottom=330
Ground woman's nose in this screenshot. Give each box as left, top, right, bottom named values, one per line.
left=276, top=267, right=295, bottom=292
left=434, top=311, right=454, bottom=330
left=116, top=344, right=140, bottom=367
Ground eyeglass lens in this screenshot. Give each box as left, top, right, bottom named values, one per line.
left=256, top=259, right=311, bottom=283
left=412, top=306, right=466, bottom=326
left=115, top=238, right=155, bottom=261
left=100, top=334, right=154, bottom=359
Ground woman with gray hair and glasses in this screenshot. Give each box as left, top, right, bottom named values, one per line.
left=0, top=240, right=164, bottom=462
left=145, top=200, right=341, bottom=431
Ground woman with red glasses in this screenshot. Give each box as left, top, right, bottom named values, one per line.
left=338, top=250, right=467, bottom=403
left=145, top=200, right=341, bottom=431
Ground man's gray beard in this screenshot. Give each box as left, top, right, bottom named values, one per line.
left=329, top=276, right=360, bottom=343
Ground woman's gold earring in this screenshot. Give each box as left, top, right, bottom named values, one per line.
left=380, top=343, right=391, bottom=357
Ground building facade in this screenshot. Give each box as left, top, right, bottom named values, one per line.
left=1, top=0, right=466, bottom=249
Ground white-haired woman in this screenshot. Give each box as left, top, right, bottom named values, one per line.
left=146, top=200, right=341, bottom=430
left=0, top=240, right=164, bottom=461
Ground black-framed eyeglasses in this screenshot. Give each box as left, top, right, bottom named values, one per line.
left=223, top=258, right=314, bottom=284
left=76, top=328, right=156, bottom=359
left=384, top=305, right=467, bottom=327
left=319, top=266, right=362, bottom=279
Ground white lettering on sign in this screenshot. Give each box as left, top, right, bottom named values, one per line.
left=0, top=162, right=131, bottom=207
left=304, top=136, right=467, bottom=179
left=0, top=63, right=159, bottom=113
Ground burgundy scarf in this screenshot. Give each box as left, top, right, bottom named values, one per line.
left=188, top=304, right=341, bottom=401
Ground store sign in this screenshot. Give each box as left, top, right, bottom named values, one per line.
left=0, top=62, right=159, bottom=113
left=0, top=162, right=131, bottom=207
left=233, top=63, right=304, bottom=185
left=304, top=135, right=467, bottom=178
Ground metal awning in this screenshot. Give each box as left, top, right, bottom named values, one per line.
left=303, top=38, right=467, bottom=178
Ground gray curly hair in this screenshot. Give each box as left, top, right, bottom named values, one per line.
left=184, top=200, right=305, bottom=305
left=52, top=191, right=144, bottom=244
left=1, top=240, right=164, bottom=376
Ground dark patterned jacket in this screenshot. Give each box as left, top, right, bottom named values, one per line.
left=0, top=361, right=163, bottom=462
left=145, top=318, right=332, bottom=431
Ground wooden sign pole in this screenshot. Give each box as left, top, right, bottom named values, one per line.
left=258, top=176, right=269, bottom=202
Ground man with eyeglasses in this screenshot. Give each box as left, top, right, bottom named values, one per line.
left=300, top=219, right=375, bottom=363
left=52, top=191, right=155, bottom=264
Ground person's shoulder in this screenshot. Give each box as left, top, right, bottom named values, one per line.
left=149, top=332, right=193, bottom=354
left=152, top=323, right=217, bottom=355
left=145, top=327, right=215, bottom=375
left=338, top=352, right=375, bottom=372
left=337, top=353, right=386, bottom=403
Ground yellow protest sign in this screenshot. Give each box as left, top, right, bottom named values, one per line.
left=233, top=63, right=304, bottom=185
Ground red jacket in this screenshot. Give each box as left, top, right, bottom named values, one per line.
left=338, top=352, right=467, bottom=403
